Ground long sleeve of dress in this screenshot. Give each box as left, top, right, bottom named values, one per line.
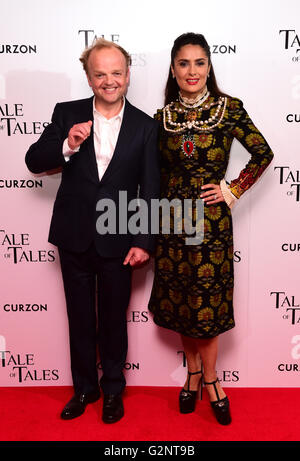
left=226, top=98, right=274, bottom=199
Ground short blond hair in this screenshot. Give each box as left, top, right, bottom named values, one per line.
left=79, top=38, right=131, bottom=73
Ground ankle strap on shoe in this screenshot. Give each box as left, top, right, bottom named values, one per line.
left=186, top=370, right=203, bottom=392
left=203, top=378, right=219, bottom=385
left=204, top=378, right=220, bottom=401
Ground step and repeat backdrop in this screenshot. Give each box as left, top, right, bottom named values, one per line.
left=0, top=0, right=299, bottom=388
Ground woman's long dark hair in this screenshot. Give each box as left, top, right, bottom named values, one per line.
left=164, top=33, right=229, bottom=105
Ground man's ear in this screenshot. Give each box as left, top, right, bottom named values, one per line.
left=86, top=72, right=92, bottom=88
left=126, top=67, right=130, bottom=84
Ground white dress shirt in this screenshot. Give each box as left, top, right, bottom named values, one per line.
left=63, top=97, right=125, bottom=180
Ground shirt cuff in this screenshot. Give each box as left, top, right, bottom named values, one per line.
left=220, top=179, right=237, bottom=209
left=62, top=138, right=79, bottom=161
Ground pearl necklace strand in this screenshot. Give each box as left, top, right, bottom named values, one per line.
left=163, top=95, right=227, bottom=133
left=178, top=86, right=210, bottom=108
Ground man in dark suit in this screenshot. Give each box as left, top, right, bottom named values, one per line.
left=25, top=39, right=160, bottom=423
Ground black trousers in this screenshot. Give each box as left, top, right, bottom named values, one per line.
left=58, top=244, right=132, bottom=395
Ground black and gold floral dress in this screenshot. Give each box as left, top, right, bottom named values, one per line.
left=148, top=94, right=273, bottom=338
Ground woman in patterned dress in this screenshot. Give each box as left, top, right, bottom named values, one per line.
left=148, top=33, right=273, bottom=425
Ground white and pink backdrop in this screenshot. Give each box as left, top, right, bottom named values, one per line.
left=0, top=0, right=299, bottom=388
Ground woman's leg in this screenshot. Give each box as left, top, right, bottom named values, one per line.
left=180, top=335, right=202, bottom=391
left=181, top=334, right=227, bottom=400
left=197, top=336, right=226, bottom=401
left=181, top=334, right=231, bottom=424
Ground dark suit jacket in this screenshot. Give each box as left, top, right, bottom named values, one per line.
left=25, top=96, right=160, bottom=257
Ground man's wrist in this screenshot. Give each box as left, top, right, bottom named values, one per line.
left=62, top=138, right=80, bottom=157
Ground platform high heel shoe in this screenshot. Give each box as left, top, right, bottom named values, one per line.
left=204, top=378, right=231, bottom=425
left=179, top=370, right=203, bottom=414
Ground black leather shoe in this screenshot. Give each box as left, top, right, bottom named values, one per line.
left=204, top=378, right=231, bottom=425
left=61, top=390, right=100, bottom=420
left=179, top=370, right=203, bottom=414
left=102, top=393, right=124, bottom=424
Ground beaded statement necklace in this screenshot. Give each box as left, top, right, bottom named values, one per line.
left=162, top=88, right=227, bottom=157
left=178, top=86, right=210, bottom=108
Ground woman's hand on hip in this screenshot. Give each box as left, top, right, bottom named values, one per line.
left=200, top=184, right=224, bottom=205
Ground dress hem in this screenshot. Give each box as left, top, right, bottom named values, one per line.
left=150, top=314, right=235, bottom=339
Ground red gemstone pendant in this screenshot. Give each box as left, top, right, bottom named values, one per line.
left=182, top=134, right=195, bottom=157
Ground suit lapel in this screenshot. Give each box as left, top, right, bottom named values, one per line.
left=99, top=99, right=137, bottom=184
left=75, top=96, right=99, bottom=183
left=72, top=96, right=99, bottom=183
left=79, top=98, right=137, bottom=184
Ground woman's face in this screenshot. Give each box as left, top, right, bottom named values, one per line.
left=171, top=44, right=211, bottom=98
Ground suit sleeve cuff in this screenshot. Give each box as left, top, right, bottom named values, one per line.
left=220, top=179, right=237, bottom=209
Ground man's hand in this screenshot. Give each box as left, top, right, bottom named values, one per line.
left=123, top=247, right=150, bottom=267
left=68, top=120, right=93, bottom=151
